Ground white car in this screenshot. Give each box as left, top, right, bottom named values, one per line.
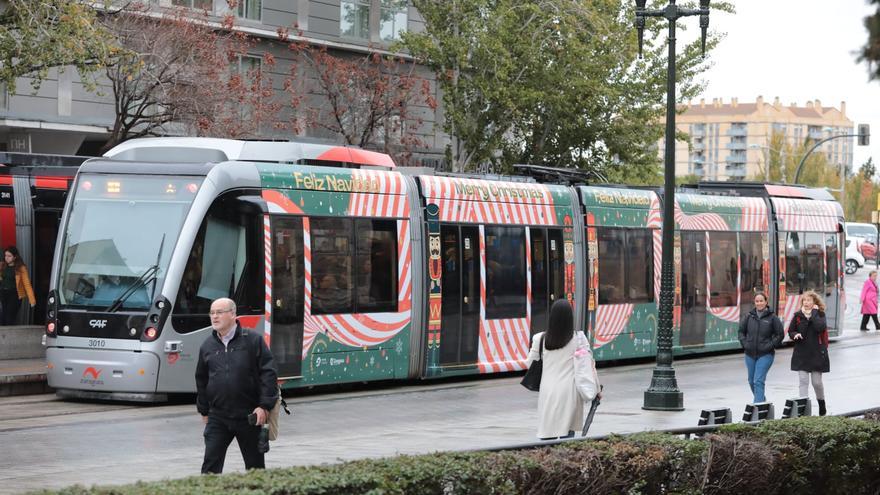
left=846, top=238, right=866, bottom=274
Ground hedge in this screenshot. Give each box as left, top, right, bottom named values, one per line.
left=32, top=416, right=880, bottom=495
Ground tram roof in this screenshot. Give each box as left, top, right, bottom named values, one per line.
left=680, top=181, right=837, bottom=202
left=103, top=138, right=396, bottom=169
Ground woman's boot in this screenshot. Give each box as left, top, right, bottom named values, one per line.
left=818, top=399, right=826, bottom=416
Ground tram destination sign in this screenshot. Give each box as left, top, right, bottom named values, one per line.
left=0, top=186, right=12, bottom=206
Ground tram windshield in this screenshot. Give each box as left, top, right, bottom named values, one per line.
left=57, top=174, right=202, bottom=310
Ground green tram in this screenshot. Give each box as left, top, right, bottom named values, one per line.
left=44, top=139, right=844, bottom=400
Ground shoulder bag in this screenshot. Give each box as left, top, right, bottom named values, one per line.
left=520, top=334, right=544, bottom=392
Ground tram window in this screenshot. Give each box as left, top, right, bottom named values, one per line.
left=709, top=232, right=737, bottom=307
left=173, top=192, right=264, bottom=333
left=597, top=228, right=626, bottom=305
left=803, top=232, right=824, bottom=292
left=311, top=218, right=354, bottom=314
left=826, top=234, right=838, bottom=289
left=355, top=219, right=398, bottom=313
left=740, top=232, right=765, bottom=310
left=485, top=226, right=527, bottom=319
left=548, top=229, right=565, bottom=301
left=785, top=232, right=802, bottom=294
left=311, top=217, right=399, bottom=314
left=626, top=229, right=654, bottom=303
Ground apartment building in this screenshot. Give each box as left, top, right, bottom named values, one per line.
left=0, top=0, right=446, bottom=166
left=667, top=96, right=854, bottom=181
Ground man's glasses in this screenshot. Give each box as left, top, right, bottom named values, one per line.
left=209, top=309, right=234, bottom=316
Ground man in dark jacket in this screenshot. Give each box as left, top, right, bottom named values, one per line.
left=737, top=292, right=784, bottom=403
left=196, top=298, right=278, bottom=474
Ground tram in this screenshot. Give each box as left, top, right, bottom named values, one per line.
left=44, top=138, right=844, bottom=400
left=0, top=152, right=85, bottom=324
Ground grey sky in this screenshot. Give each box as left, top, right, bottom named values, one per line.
left=682, top=0, right=879, bottom=171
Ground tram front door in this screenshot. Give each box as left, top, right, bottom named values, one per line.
left=439, top=225, right=481, bottom=366
left=270, top=216, right=305, bottom=378
left=680, top=232, right=707, bottom=347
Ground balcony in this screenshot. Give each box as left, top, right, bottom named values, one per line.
left=727, top=127, right=747, bottom=137
left=726, top=141, right=747, bottom=150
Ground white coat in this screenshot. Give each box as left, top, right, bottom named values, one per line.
left=526, top=331, right=600, bottom=439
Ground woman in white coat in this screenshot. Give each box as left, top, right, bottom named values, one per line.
left=526, top=299, right=601, bottom=440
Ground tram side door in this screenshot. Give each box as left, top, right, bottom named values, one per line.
left=529, top=228, right=565, bottom=337
left=439, top=225, right=481, bottom=366
left=270, top=217, right=305, bottom=378
left=680, top=232, right=707, bottom=347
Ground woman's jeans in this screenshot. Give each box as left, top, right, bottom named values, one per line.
left=744, top=353, right=774, bottom=403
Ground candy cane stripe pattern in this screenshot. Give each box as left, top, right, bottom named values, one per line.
left=772, top=198, right=842, bottom=232
left=419, top=176, right=559, bottom=226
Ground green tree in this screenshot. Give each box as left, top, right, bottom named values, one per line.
left=400, top=0, right=732, bottom=181
left=859, top=0, right=880, bottom=80
left=0, top=0, right=118, bottom=92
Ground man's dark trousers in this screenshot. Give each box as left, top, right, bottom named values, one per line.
left=201, top=415, right=265, bottom=474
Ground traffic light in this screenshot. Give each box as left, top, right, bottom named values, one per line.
left=858, top=124, right=870, bottom=146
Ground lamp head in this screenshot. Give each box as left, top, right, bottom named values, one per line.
left=636, top=0, right=647, bottom=9
left=700, top=0, right=710, bottom=8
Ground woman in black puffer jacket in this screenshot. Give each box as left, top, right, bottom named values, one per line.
left=738, top=292, right=784, bottom=403
left=788, top=290, right=830, bottom=416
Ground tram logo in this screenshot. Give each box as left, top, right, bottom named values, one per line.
left=83, top=367, right=102, bottom=379
left=80, top=367, right=105, bottom=386
left=89, top=319, right=108, bottom=329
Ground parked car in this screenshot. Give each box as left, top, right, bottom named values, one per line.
left=846, top=222, right=878, bottom=262
left=846, top=238, right=866, bottom=274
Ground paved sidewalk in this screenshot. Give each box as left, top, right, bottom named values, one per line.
left=0, top=359, right=49, bottom=396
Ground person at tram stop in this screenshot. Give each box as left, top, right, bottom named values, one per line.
left=195, top=298, right=279, bottom=474
left=526, top=299, right=600, bottom=440
left=859, top=270, right=880, bottom=331
left=788, top=290, right=830, bottom=416
left=737, top=292, right=784, bottom=404
left=0, top=246, right=35, bottom=325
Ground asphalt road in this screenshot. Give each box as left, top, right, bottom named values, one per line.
left=0, top=267, right=877, bottom=494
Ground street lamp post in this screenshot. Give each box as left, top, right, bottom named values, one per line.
left=636, top=0, right=710, bottom=411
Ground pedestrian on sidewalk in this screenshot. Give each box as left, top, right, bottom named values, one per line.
left=526, top=299, right=600, bottom=440
left=738, top=292, right=784, bottom=403
left=195, top=298, right=278, bottom=474
left=0, top=246, right=35, bottom=325
left=859, top=270, right=880, bottom=331
left=788, top=290, right=830, bottom=416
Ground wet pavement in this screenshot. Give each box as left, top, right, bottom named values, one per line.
left=0, top=267, right=878, bottom=494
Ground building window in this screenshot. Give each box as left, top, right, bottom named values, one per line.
left=236, top=0, right=261, bottom=20
left=0, top=82, right=6, bottom=110
left=341, top=0, right=371, bottom=39
left=171, top=0, right=212, bottom=9
left=380, top=0, right=408, bottom=41
left=485, top=226, right=527, bottom=319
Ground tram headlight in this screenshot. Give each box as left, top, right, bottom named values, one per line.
left=46, top=322, right=56, bottom=335
left=143, top=327, right=159, bottom=341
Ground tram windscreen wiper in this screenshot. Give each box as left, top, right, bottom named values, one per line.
left=106, top=235, right=165, bottom=313
left=105, top=264, right=159, bottom=313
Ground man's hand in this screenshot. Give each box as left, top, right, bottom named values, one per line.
left=201, top=415, right=208, bottom=425
left=252, top=407, right=268, bottom=426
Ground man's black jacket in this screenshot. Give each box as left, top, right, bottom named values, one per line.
left=195, top=324, right=278, bottom=419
